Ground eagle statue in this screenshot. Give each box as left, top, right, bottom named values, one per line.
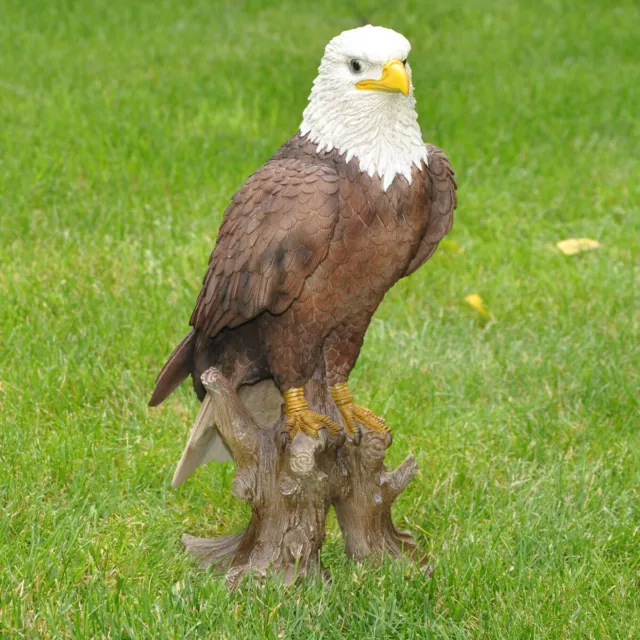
left=150, top=25, right=456, bottom=453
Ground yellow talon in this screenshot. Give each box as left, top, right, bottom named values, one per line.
left=330, top=382, right=389, bottom=435
left=283, top=387, right=341, bottom=439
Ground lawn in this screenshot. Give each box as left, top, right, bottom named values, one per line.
left=1, top=0, right=639, bottom=637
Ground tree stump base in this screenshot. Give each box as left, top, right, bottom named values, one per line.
left=332, top=432, right=419, bottom=561
left=179, top=368, right=419, bottom=587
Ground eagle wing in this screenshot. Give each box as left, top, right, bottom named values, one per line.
left=190, top=158, right=340, bottom=338
left=404, top=144, right=457, bottom=277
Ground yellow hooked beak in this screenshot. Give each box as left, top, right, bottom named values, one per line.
left=356, top=59, right=410, bottom=96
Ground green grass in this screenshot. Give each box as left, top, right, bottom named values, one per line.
left=1, top=0, right=639, bottom=637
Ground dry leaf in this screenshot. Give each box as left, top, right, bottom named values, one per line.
left=556, top=238, right=601, bottom=255
left=464, top=294, right=494, bottom=320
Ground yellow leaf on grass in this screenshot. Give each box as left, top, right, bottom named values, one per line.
left=464, top=293, right=494, bottom=320
left=556, top=238, right=601, bottom=255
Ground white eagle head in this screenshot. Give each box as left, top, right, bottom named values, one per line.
left=300, top=25, right=428, bottom=190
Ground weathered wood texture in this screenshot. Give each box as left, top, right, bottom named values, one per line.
left=181, top=368, right=418, bottom=587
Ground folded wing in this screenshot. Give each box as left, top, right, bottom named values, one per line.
left=191, top=158, right=341, bottom=339
left=403, top=145, right=457, bottom=277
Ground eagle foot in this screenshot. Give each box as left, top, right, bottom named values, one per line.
left=281, top=387, right=341, bottom=449
left=342, top=403, right=389, bottom=437
left=330, top=383, right=389, bottom=442
left=285, top=409, right=340, bottom=439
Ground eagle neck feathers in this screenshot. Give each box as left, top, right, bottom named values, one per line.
left=300, top=89, right=428, bottom=191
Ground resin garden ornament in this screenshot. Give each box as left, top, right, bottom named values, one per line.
left=150, top=25, right=457, bottom=588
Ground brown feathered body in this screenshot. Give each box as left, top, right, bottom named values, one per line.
left=150, top=133, right=456, bottom=406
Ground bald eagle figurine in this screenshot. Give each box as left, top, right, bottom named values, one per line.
left=150, top=25, right=456, bottom=449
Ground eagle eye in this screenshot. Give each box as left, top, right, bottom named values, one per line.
left=349, top=59, right=363, bottom=74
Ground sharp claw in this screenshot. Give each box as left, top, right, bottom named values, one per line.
left=337, top=401, right=389, bottom=440
left=317, top=428, right=328, bottom=451
left=335, top=431, right=346, bottom=447
left=283, top=409, right=338, bottom=449
left=345, top=426, right=362, bottom=446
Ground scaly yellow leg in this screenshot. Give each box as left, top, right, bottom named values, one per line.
left=283, top=387, right=342, bottom=440
left=330, top=382, right=388, bottom=439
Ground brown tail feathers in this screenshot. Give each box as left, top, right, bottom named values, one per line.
left=149, top=330, right=196, bottom=406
